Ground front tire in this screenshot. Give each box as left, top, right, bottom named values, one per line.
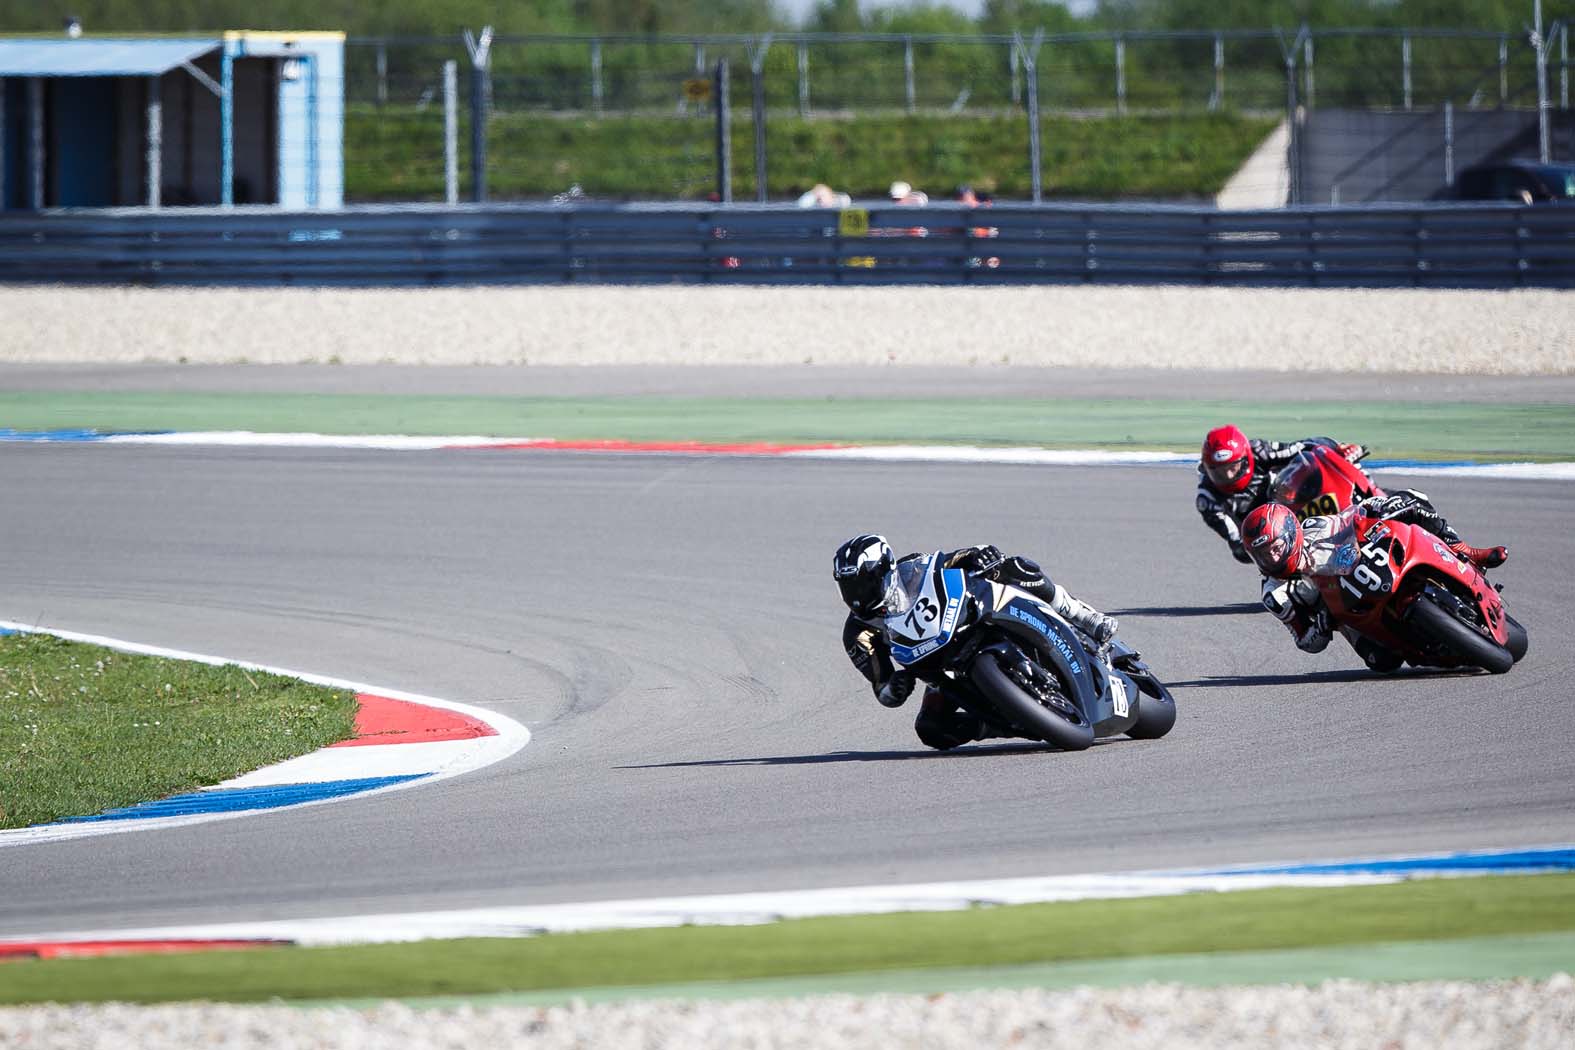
left=971, top=653, right=1094, bottom=752
left=1504, top=615, right=1529, bottom=663
left=1404, top=596, right=1514, bottom=674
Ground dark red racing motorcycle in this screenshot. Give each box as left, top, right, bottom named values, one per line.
left=1308, top=507, right=1528, bottom=674
left=1272, top=443, right=1385, bottom=521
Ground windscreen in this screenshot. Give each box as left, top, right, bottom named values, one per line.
left=1303, top=507, right=1362, bottom=576
left=1272, top=449, right=1324, bottom=507
left=881, top=554, right=934, bottom=618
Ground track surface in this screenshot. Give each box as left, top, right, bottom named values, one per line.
left=0, top=446, right=1570, bottom=936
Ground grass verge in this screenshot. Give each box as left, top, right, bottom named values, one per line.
left=2, top=392, right=1573, bottom=462
left=2, top=874, right=1572, bottom=1004
left=0, top=633, right=357, bottom=830
left=346, top=110, right=1278, bottom=201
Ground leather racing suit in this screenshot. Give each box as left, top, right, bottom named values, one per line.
left=1197, top=437, right=1361, bottom=562
left=842, top=545, right=1116, bottom=750
left=1259, top=490, right=1503, bottom=671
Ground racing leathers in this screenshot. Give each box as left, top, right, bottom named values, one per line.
left=841, top=545, right=1117, bottom=750
left=1197, top=437, right=1364, bottom=563
left=1259, top=490, right=1507, bottom=671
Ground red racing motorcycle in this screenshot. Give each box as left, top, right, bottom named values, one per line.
left=1308, top=508, right=1528, bottom=674
left=1271, top=443, right=1385, bottom=521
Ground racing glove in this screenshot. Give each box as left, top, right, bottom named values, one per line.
left=877, top=669, right=916, bottom=708
left=1228, top=538, right=1253, bottom=564
left=1338, top=442, right=1370, bottom=463
left=957, top=544, right=1005, bottom=575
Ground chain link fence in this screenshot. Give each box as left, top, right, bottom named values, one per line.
left=342, top=24, right=1572, bottom=205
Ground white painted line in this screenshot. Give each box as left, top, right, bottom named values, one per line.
left=1382, top=462, right=1575, bottom=481
left=0, top=872, right=1405, bottom=948
left=787, top=446, right=1198, bottom=466
left=0, top=620, right=530, bottom=849
left=98, top=432, right=543, bottom=450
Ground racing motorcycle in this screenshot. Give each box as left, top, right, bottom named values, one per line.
left=1306, top=508, right=1528, bottom=674
left=879, top=552, right=1177, bottom=751
left=1271, top=442, right=1384, bottom=521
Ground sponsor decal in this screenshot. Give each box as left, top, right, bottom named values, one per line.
left=1211, top=449, right=1233, bottom=462
left=941, top=594, right=961, bottom=634
left=1009, top=605, right=1083, bottom=676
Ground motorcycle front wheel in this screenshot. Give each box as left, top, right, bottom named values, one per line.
left=1404, top=596, right=1514, bottom=674
left=971, top=653, right=1095, bottom=752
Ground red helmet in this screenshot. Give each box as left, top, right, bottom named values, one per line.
left=1201, top=425, right=1254, bottom=494
left=1241, top=503, right=1303, bottom=578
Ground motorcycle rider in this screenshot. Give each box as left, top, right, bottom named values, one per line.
left=834, top=534, right=1118, bottom=750
left=1241, top=492, right=1508, bottom=671
left=1198, top=425, right=1370, bottom=563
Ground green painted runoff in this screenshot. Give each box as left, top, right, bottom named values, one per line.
left=2, top=392, right=1572, bottom=461
left=4, top=874, right=1573, bottom=1005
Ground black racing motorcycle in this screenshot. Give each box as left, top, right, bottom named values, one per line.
left=878, top=552, right=1177, bottom=751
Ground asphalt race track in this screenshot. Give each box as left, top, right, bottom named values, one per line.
left=0, top=445, right=1570, bottom=936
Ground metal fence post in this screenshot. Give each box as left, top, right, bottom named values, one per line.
left=904, top=36, right=915, bottom=112
left=694, top=44, right=705, bottom=75
left=0, top=77, right=6, bottom=208
left=1211, top=34, right=1223, bottom=112
left=591, top=39, right=604, bottom=112
left=464, top=26, right=493, bottom=204
left=1535, top=1, right=1551, bottom=163
left=1499, top=35, right=1509, bottom=105
left=748, top=37, right=772, bottom=203
left=443, top=60, right=458, bottom=205
left=1304, top=34, right=1315, bottom=111
left=1284, top=35, right=1302, bottom=207
left=1115, top=35, right=1127, bottom=114
left=1561, top=21, right=1569, bottom=110
left=145, top=75, right=162, bottom=207
left=1444, top=99, right=1455, bottom=186
left=376, top=43, right=388, bottom=106
left=1402, top=34, right=1412, bottom=110
left=1016, top=32, right=1044, bottom=204
left=1010, top=42, right=1020, bottom=107
left=797, top=42, right=809, bottom=116
left=715, top=59, right=732, bottom=204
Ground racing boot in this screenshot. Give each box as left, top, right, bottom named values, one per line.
left=1448, top=542, right=1509, bottom=570
left=914, top=687, right=984, bottom=750
left=1049, top=584, right=1118, bottom=648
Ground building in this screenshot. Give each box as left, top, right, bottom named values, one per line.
left=0, top=32, right=343, bottom=210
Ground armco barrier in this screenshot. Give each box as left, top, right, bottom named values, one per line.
left=0, top=203, right=1571, bottom=288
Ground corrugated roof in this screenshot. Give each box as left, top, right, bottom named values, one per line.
left=0, top=38, right=219, bottom=77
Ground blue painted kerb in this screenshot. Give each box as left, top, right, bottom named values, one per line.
left=60, top=775, right=428, bottom=823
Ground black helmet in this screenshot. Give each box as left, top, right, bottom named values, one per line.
left=833, top=534, right=894, bottom=617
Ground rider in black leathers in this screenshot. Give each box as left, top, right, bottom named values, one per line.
left=834, top=534, right=1117, bottom=750
left=1197, top=424, right=1369, bottom=563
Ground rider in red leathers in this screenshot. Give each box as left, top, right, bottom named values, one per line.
left=1241, top=492, right=1508, bottom=671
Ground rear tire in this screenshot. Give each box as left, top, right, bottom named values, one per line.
left=1504, top=615, right=1529, bottom=663
left=1124, top=673, right=1177, bottom=740
left=1405, top=596, right=1514, bottom=674
left=971, top=653, right=1094, bottom=752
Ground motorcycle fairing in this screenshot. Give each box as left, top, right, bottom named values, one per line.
left=884, top=552, right=967, bottom=667
left=980, top=586, right=1137, bottom=736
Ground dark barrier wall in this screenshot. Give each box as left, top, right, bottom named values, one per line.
left=0, top=203, right=1571, bottom=288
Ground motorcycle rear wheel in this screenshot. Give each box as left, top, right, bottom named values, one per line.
left=971, top=653, right=1094, bottom=752
left=1405, top=596, right=1514, bottom=674
left=1124, top=672, right=1178, bottom=740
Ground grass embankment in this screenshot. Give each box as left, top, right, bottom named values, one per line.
left=3, top=393, right=1573, bottom=463
left=347, top=110, right=1278, bottom=201
left=0, top=633, right=357, bottom=830
left=3, top=874, right=1572, bottom=1004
